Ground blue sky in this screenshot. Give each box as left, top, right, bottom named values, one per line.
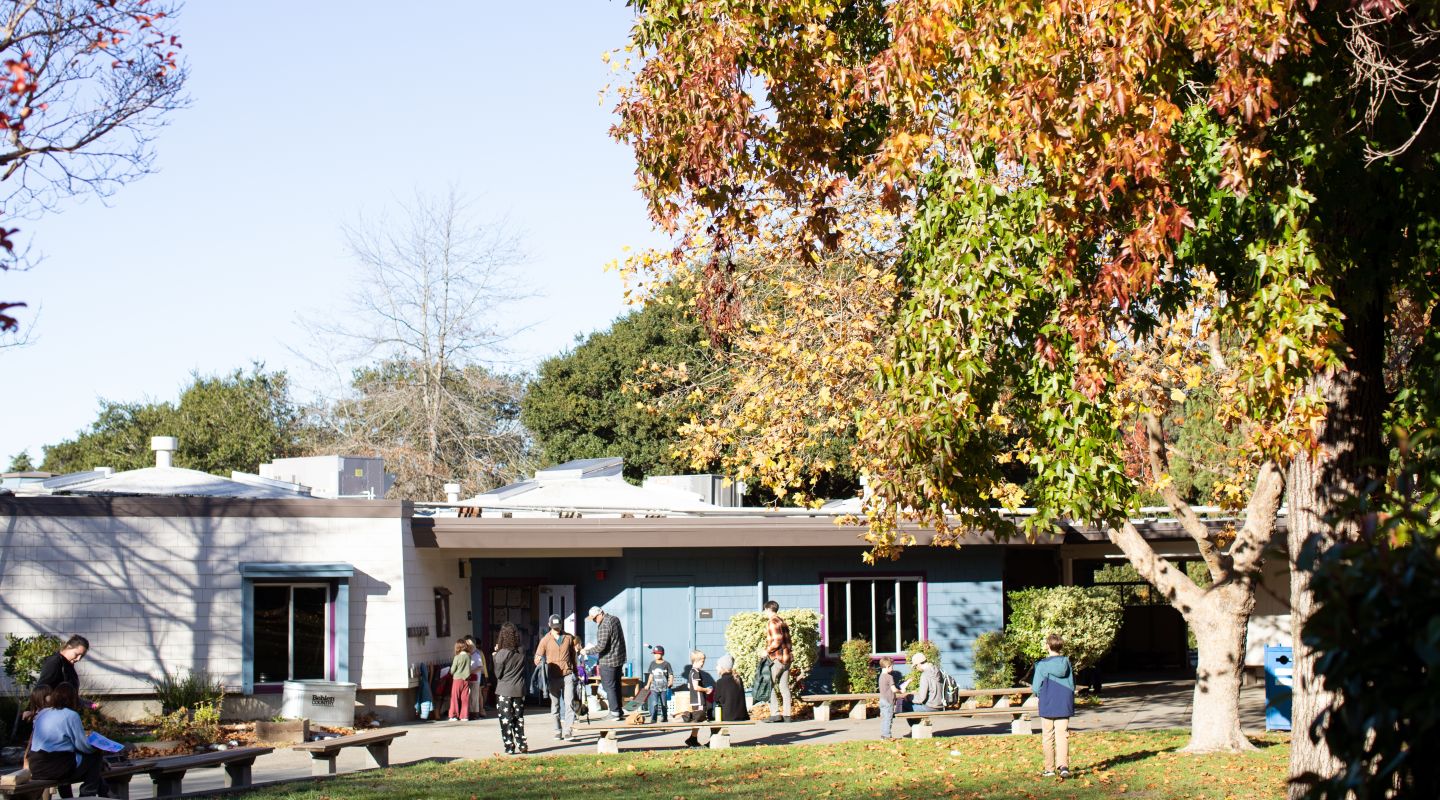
left=0, top=2, right=660, bottom=464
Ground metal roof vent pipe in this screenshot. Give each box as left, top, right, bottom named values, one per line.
left=151, top=436, right=178, bottom=468
left=444, top=482, right=462, bottom=503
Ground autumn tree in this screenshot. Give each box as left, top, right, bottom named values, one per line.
left=301, top=190, right=533, bottom=500
left=41, top=366, right=304, bottom=474
left=0, top=0, right=187, bottom=338
left=612, top=0, right=1439, bottom=785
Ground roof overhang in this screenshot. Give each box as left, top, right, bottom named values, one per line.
left=410, top=515, right=1283, bottom=551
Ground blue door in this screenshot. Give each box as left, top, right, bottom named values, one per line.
left=638, top=582, right=692, bottom=677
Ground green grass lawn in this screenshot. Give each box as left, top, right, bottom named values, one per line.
left=225, top=729, right=1289, bottom=800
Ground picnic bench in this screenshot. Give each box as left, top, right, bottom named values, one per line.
left=292, top=729, right=408, bottom=776
left=103, top=747, right=274, bottom=799
left=0, top=770, right=57, bottom=800
left=800, top=693, right=878, bottom=722
left=573, top=720, right=757, bottom=754
left=896, top=687, right=1037, bottom=738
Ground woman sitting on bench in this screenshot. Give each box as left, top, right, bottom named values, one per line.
left=26, top=682, right=106, bottom=797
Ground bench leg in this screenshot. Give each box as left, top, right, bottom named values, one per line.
left=848, top=702, right=868, bottom=721
left=911, top=718, right=934, bottom=740
left=364, top=743, right=391, bottom=769
left=225, top=758, right=256, bottom=789
left=1011, top=716, right=1033, bottom=736
left=596, top=731, right=620, bottom=755
left=107, top=775, right=132, bottom=800
left=310, top=753, right=340, bottom=777
left=813, top=702, right=831, bottom=723
left=708, top=727, right=731, bottom=750
left=152, top=773, right=184, bottom=799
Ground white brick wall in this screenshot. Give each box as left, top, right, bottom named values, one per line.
left=401, top=546, right=474, bottom=671
left=0, top=509, right=419, bottom=696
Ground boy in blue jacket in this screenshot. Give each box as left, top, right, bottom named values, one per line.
left=1031, top=633, right=1075, bottom=778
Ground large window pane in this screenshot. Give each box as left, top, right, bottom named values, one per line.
left=292, top=587, right=328, bottom=680
left=849, top=580, right=874, bottom=646
left=899, top=579, right=920, bottom=646
left=253, top=586, right=289, bottom=684
left=874, top=581, right=898, bottom=653
left=826, top=582, right=847, bottom=651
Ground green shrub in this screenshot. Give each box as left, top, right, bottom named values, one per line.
left=972, top=631, right=1017, bottom=690
left=724, top=609, right=820, bottom=687
left=901, top=639, right=941, bottom=691
left=835, top=638, right=874, bottom=694
left=151, top=669, right=225, bottom=714
left=4, top=633, right=62, bottom=687
left=1005, top=586, right=1122, bottom=671
left=190, top=702, right=222, bottom=744
left=152, top=707, right=192, bottom=742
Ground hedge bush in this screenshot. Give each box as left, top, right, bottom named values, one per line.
left=835, top=638, right=874, bottom=694
left=4, top=633, right=62, bottom=687
left=1005, top=586, right=1122, bottom=671
left=724, top=609, right=820, bottom=687
left=972, top=631, right=1016, bottom=690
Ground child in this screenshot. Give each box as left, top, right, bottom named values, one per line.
left=447, top=638, right=472, bottom=722
left=711, top=656, right=747, bottom=728
left=645, top=645, right=675, bottom=723
left=680, top=650, right=715, bottom=748
left=877, top=656, right=906, bottom=740
left=1031, top=633, right=1075, bottom=779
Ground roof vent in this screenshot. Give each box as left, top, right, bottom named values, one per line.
left=151, top=436, right=178, bottom=469
left=444, top=483, right=462, bottom=503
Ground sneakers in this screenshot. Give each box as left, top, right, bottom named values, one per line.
left=1058, top=767, right=1072, bottom=779
left=1041, top=770, right=1056, bottom=778
left=683, top=737, right=701, bottom=748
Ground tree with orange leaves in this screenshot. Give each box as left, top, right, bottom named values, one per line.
left=612, top=1, right=1440, bottom=790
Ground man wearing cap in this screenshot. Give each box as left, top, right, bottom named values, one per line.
left=584, top=606, right=627, bottom=721
left=533, top=614, right=581, bottom=740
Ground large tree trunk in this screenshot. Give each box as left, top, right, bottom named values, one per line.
left=1184, top=581, right=1258, bottom=753
left=1286, top=289, right=1387, bottom=798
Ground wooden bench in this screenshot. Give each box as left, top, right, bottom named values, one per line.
left=292, top=729, right=407, bottom=776
left=104, top=747, right=273, bottom=799
left=893, top=686, right=1037, bottom=738
left=573, top=720, right=757, bottom=754
left=0, top=770, right=58, bottom=800
left=800, top=693, right=878, bottom=722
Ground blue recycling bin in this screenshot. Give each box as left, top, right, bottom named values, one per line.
left=1264, top=645, right=1293, bottom=731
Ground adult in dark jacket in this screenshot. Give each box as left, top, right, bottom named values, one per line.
left=493, top=623, right=528, bottom=755
left=584, top=606, right=627, bottom=721
left=37, top=635, right=97, bottom=710
left=1030, top=633, right=1076, bottom=779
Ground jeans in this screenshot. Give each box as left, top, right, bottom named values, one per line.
left=879, top=700, right=895, bottom=738
left=647, top=687, right=669, bottom=722
left=547, top=673, right=576, bottom=734
left=768, top=659, right=792, bottom=717
left=1042, top=717, right=1070, bottom=771
left=599, top=665, right=624, bottom=719
left=913, top=703, right=935, bottom=713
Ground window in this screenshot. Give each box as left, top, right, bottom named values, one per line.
left=824, top=577, right=923, bottom=655
left=252, top=584, right=330, bottom=683
left=434, top=588, right=452, bottom=638
left=240, top=562, right=352, bottom=692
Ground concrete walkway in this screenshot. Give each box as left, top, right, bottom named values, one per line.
left=120, top=679, right=1268, bottom=798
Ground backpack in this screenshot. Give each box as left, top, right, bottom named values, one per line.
left=938, top=669, right=961, bottom=708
